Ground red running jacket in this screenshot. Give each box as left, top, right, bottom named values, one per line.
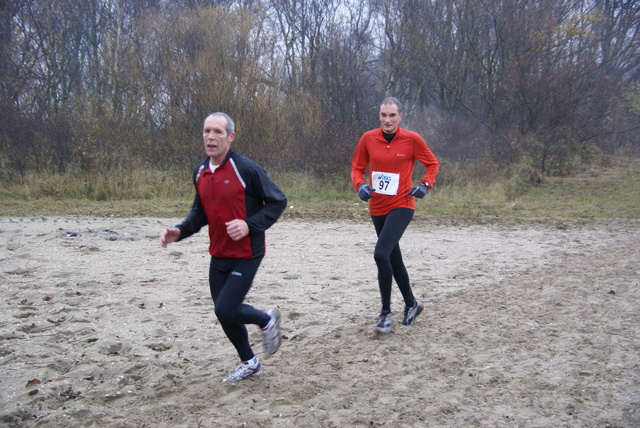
left=350, top=126, right=440, bottom=216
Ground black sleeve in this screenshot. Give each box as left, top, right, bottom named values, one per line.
left=175, top=161, right=208, bottom=241
left=244, top=164, right=287, bottom=234
left=175, top=193, right=208, bottom=241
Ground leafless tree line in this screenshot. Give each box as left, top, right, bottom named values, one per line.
left=1, top=0, right=638, bottom=181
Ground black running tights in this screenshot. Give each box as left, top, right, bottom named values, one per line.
left=208, top=256, right=270, bottom=362
left=371, top=207, right=416, bottom=313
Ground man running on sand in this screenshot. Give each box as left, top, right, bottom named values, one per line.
left=160, top=112, right=287, bottom=382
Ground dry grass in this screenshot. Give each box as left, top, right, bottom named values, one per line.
left=1, top=157, right=638, bottom=222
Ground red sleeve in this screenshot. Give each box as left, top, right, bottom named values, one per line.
left=350, top=134, right=370, bottom=191
left=415, top=137, right=440, bottom=188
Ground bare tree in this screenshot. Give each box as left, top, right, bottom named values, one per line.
left=0, top=0, right=637, bottom=182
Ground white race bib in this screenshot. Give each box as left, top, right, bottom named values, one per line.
left=371, top=171, right=400, bottom=196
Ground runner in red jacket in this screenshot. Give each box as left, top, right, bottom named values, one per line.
left=160, top=112, right=287, bottom=383
left=350, top=97, right=440, bottom=333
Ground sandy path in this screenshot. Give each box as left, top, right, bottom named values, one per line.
left=0, top=216, right=638, bottom=427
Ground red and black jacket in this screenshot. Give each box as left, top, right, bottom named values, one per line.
left=176, top=150, right=287, bottom=259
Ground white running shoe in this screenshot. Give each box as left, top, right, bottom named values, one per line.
left=262, top=309, right=281, bottom=355
left=222, top=360, right=263, bottom=383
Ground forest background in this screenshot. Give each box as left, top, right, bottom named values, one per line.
left=0, top=0, right=639, bottom=220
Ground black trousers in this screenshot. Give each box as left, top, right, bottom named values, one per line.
left=371, top=207, right=417, bottom=312
left=208, top=256, right=270, bottom=362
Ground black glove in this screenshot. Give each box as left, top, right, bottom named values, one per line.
left=358, top=184, right=376, bottom=201
left=408, top=183, right=428, bottom=199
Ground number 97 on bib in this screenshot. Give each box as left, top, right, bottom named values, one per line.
left=371, top=171, right=400, bottom=196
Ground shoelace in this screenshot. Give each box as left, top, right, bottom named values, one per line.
left=237, top=363, right=257, bottom=375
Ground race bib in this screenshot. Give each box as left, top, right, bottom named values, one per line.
left=371, top=171, right=400, bottom=196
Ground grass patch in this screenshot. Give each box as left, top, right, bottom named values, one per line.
left=507, top=159, right=640, bottom=220
left=0, top=157, right=638, bottom=222
left=411, top=156, right=640, bottom=224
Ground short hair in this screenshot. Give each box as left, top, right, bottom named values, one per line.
left=205, top=112, right=235, bottom=135
left=380, top=97, right=402, bottom=114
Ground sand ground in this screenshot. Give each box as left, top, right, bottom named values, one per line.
left=0, top=216, right=638, bottom=427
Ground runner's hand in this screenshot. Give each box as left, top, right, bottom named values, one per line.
left=408, top=184, right=428, bottom=199
left=226, top=219, right=249, bottom=241
left=358, top=184, right=376, bottom=201
left=160, top=227, right=180, bottom=248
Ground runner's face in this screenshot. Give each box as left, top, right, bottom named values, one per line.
left=203, top=115, right=235, bottom=164
left=379, top=103, right=402, bottom=134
